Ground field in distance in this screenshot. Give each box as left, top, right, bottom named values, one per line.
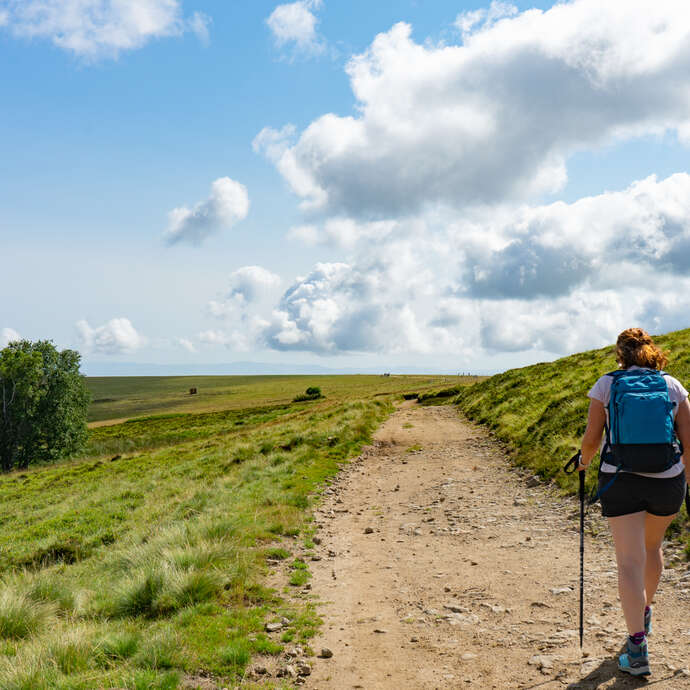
left=86, top=374, right=472, bottom=423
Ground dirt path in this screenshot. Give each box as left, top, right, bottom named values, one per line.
left=302, top=404, right=690, bottom=689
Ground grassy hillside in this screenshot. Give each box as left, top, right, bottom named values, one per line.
left=0, top=375, right=470, bottom=688
left=86, top=374, right=462, bottom=423
left=450, top=328, right=690, bottom=551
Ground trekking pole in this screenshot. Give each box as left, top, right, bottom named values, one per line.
left=564, top=451, right=584, bottom=648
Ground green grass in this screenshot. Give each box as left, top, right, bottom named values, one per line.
left=453, top=327, right=690, bottom=552
left=86, top=374, right=456, bottom=423
left=0, top=374, right=453, bottom=688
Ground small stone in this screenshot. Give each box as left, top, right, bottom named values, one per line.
left=364, top=527, right=374, bottom=534
left=514, top=498, right=528, bottom=506
left=550, top=587, right=572, bottom=595
left=480, top=603, right=506, bottom=614
left=328, top=549, right=337, bottom=557
left=265, top=622, right=283, bottom=633
left=296, top=662, right=311, bottom=676
left=528, top=655, right=554, bottom=670
left=312, top=536, right=322, bottom=545
left=253, top=666, right=268, bottom=675
left=373, top=628, right=387, bottom=633
left=443, top=602, right=468, bottom=613
left=277, top=665, right=296, bottom=678
left=461, top=653, right=477, bottom=661
left=318, top=648, right=333, bottom=659
left=410, top=636, right=419, bottom=642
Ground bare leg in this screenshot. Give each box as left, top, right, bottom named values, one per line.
left=608, top=512, right=646, bottom=635
left=644, top=512, right=677, bottom=606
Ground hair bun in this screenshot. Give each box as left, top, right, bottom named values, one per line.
left=616, top=328, right=667, bottom=369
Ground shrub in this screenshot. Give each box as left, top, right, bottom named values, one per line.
left=292, top=387, right=323, bottom=402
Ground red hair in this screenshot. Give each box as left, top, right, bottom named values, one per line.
left=616, top=328, right=668, bottom=370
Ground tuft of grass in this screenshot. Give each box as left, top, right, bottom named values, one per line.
left=48, top=628, right=93, bottom=675
left=288, top=559, right=310, bottom=587
left=94, top=630, right=141, bottom=667
left=250, top=633, right=282, bottom=655
left=0, top=590, right=50, bottom=640
left=25, top=577, right=75, bottom=614
left=264, top=547, right=290, bottom=561
left=133, top=630, right=181, bottom=670
left=174, top=570, right=223, bottom=608
left=218, top=638, right=251, bottom=672
left=111, top=570, right=169, bottom=619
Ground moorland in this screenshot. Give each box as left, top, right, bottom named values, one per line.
left=0, top=373, right=462, bottom=689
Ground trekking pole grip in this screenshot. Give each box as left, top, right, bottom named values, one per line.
left=563, top=451, right=582, bottom=474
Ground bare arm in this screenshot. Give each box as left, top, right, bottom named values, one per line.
left=579, top=398, right=606, bottom=470
left=674, top=398, right=690, bottom=483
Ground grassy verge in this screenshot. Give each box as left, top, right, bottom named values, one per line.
left=452, top=328, right=690, bottom=555
left=0, top=388, right=393, bottom=687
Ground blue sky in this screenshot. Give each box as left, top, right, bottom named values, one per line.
left=2, top=0, right=690, bottom=374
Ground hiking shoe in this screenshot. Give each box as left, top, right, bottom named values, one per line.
left=644, top=606, right=652, bottom=636
left=618, top=636, right=650, bottom=677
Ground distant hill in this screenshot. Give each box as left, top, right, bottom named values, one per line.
left=82, top=361, right=475, bottom=376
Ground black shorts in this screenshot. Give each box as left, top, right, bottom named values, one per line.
left=599, top=471, right=687, bottom=518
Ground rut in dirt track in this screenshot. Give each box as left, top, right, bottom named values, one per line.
left=301, top=403, right=690, bottom=690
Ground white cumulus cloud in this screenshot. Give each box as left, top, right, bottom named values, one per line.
left=76, top=318, right=145, bottom=354
left=165, top=177, right=250, bottom=246
left=208, top=265, right=282, bottom=318
left=0, top=328, right=21, bottom=348
left=259, top=254, right=434, bottom=354
left=0, top=0, right=210, bottom=59
left=266, top=0, right=324, bottom=54
left=209, top=173, right=690, bottom=358
left=176, top=337, right=196, bottom=353
left=256, top=0, right=690, bottom=217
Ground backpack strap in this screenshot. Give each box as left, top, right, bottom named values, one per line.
left=589, top=464, right=623, bottom=505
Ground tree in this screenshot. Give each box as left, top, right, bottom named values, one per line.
left=0, top=340, right=90, bottom=472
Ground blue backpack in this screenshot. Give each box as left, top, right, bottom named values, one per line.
left=603, top=368, right=680, bottom=473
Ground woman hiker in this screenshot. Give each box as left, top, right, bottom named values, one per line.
left=578, top=327, right=690, bottom=676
